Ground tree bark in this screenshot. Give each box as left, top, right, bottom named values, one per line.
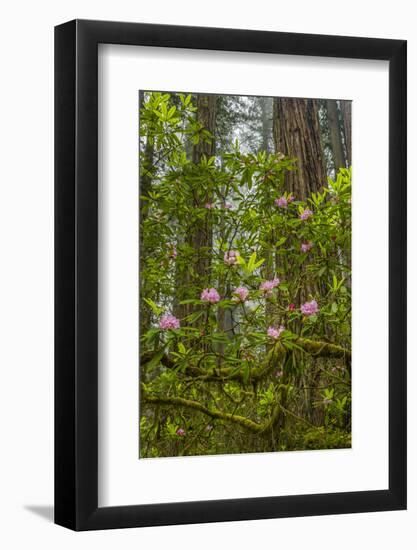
left=272, top=98, right=327, bottom=200
left=272, top=97, right=327, bottom=425
left=177, top=95, right=217, bottom=324
left=260, top=96, right=272, bottom=153
left=340, top=101, right=352, bottom=167
left=191, top=95, right=217, bottom=280
left=326, top=99, right=345, bottom=173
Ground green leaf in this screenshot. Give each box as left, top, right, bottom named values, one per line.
left=242, top=363, right=250, bottom=384
left=167, top=106, right=176, bottom=119
left=254, top=258, right=265, bottom=270
left=144, top=298, right=163, bottom=315
left=144, top=349, right=165, bottom=370
left=247, top=252, right=257, bottom=272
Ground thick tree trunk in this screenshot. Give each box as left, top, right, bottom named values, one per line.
left=326, top=99, right=345, bottom=173
left=272, top=97, right=328, bottom=425
left=272, top=98, right=327, bottom=200
left=272, top=96, right=327, bottom=306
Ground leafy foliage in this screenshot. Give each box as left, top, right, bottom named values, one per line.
left=139, top=92, right=351, bottom=458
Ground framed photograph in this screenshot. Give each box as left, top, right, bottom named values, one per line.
left=55, top=19, right=406, bottom=530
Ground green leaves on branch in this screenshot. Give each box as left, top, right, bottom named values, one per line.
left=237, top=251, right=265, bottom=276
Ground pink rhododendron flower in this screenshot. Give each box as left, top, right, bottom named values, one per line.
left=224, top=202, right=233, bottom=209
left=301, top=241, right=313, bottom=253
left=267, top=325, right=285, bottom=339
left=204, top=202, right=215, bottom=209
left=159, top=314, right=180, bottom=330
left=275, top=196, right=288, bottom=208
left=300, top=299, right=319, bottom=316
left=176, top=428, right=186, bottom=436
left=287, top=194, right=295, bottom=203
left=224, top=250, right=240, bottom=266
left=201, top=288, right=220, bottom=304
left=233, top=286, right=249, bottom=302
left=259, top=277, right=280, bottom=295
left=288, top=303, right=296, bottom=311
left=300, top=208, right=313, bottom=221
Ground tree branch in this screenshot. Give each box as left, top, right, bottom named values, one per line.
left=142, top=389, right=265, bottom=433
left=142, top=338, right=350, bottom=383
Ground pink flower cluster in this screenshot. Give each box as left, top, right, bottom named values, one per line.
left=300, top=300, right=319, bottom=316
left=267, top=325, right=285, bottom=339
left=301, top=241, right=313, bottom=253
left=159, top=314, right=180, bottom=330
left=224, top=250, right=240, bottom=266
left=201, top=288, right=221, bottom=304
left=300, top=208, right=313, bottom=221
left=233, top=286, right=249, bottom=302
left=259, top=277, right=280, bottom=295
left=275, top=196, right=288, bottom=208
left=275, top=194, right=294, bottom=208
left=204, top=202, right=215, bottom=209
left=176, top=428, right=186, bottom=436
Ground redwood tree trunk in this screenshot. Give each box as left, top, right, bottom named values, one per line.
left=192, top=95, right=217, bottom=163
left=191, top=95, right=217, bottom=280
left=272, top=97, right=327, bottom=426
left=272, top=98, right=327, bottom=200
left=178, top=95, right=217, bottom=325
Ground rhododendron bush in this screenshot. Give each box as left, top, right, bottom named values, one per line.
left=139, top=91, right=352, bottom=457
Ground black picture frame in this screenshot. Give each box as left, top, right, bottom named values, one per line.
left=55, top=19, right=407, bottom=531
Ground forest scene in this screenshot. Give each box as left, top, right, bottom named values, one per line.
left=139, top=91, right=352, bottom=458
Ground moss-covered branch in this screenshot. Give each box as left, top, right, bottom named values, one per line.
left=142, top=337, right=350, bottom=384
left=142, top=388, right=265, bottom=433
left=295, top=338, right=351, bottom=360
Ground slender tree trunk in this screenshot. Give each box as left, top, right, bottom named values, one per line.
left=326, top=100, right=345, bottom=173
left=192, top=95, right=217, bottom=163
left=180, top=95, right=217, bottom=327
left=191, top=95, right=217, bottom=281
left=260, top=97, right=272, bottom=153
left=340, top=101, right=352, bottom=167
left=139, top=91, right=154, bottom=341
